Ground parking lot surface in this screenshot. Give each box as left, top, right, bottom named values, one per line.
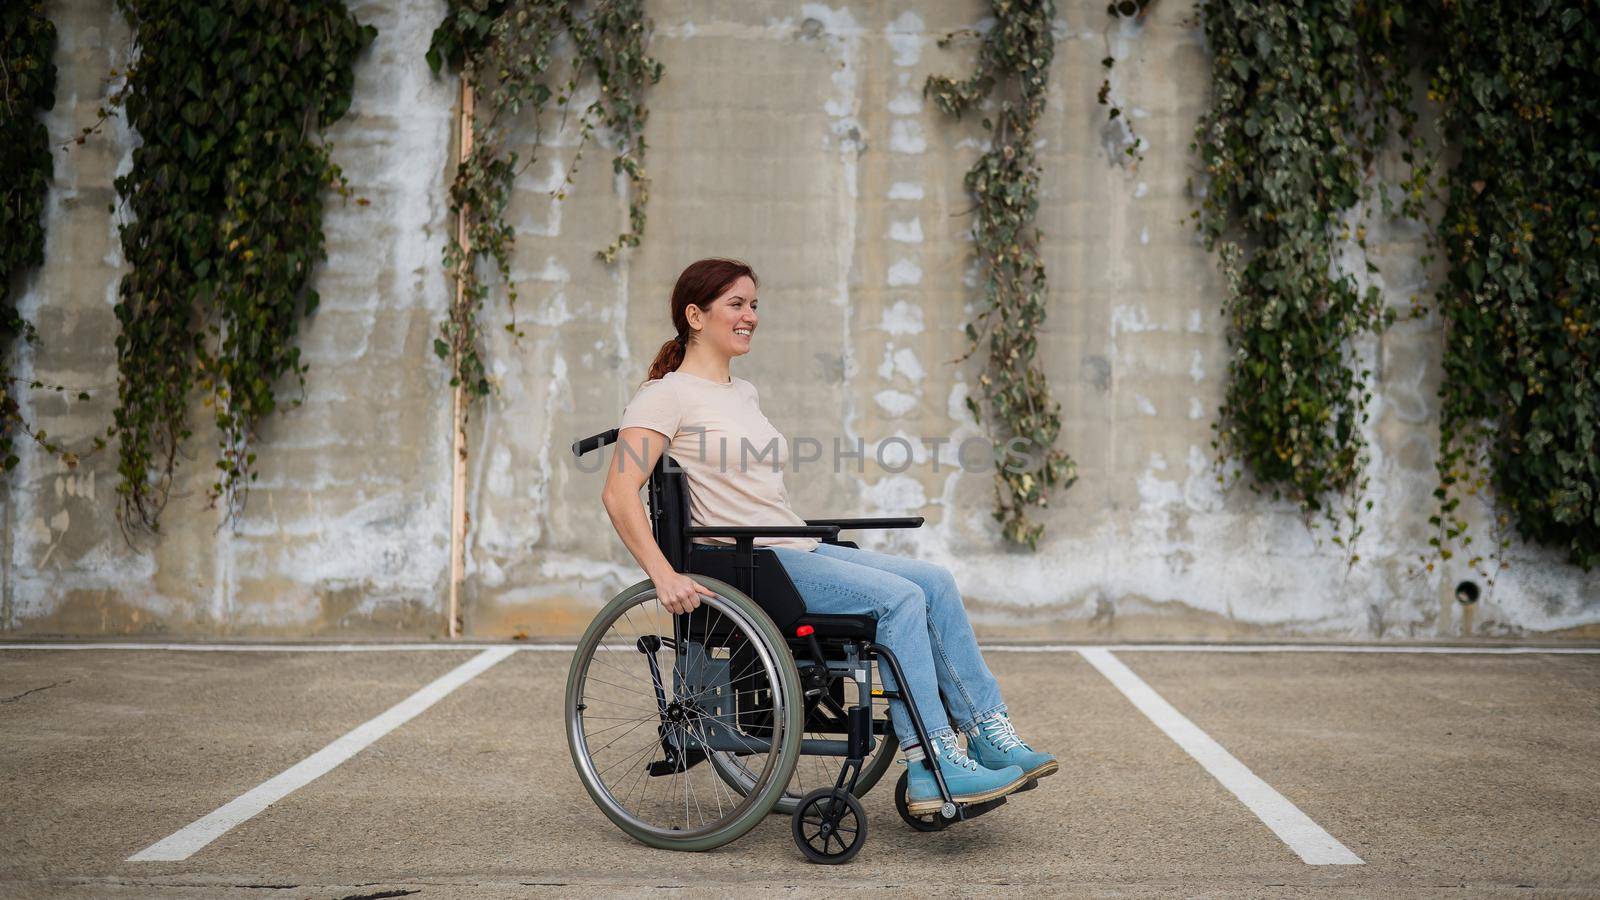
left=2, top=643, right=1597, bottom=898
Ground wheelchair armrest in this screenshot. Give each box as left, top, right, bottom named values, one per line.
left=685, top=525, right=842, bottom=540
left=802, top=516, right=924, bottom=531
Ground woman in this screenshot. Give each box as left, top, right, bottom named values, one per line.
left=600, top=257, right=1056, bottom=813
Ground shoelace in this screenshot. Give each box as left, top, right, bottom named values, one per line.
left=980, top=714, right=1028, bottom=753
left=932, top=738, right=980, bottom=771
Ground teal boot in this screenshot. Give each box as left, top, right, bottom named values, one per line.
left=965, top=712, right=1058, bottom=780
left=903, top=734, right=1027, bottom=814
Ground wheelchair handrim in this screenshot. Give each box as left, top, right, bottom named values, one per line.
left=566, top=585, right=799, bottom=844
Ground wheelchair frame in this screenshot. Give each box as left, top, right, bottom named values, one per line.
left=566, top=428, right=1011, bottom=863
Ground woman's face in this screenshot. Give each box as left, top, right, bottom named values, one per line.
left=690, top=275, right=759, bottom=358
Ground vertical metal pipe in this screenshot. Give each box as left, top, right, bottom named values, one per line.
left=447, top=77, right=475, bottom=639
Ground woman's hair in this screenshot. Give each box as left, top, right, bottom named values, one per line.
left=644, top=257, right=759, bottom=382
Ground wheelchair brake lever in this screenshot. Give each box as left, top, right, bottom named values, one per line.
left=796, top=624, right=828, bottom=665
left=794, top=624, right=833, bottom=694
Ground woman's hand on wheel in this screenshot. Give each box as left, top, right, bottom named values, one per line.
left=652, top=570, right=718, bottom=615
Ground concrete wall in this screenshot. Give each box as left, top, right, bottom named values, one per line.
left=5, top=0, right=1598, bottom=641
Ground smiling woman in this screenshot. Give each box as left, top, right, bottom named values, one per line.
left=608, top=258, right=805, bottom=555
left=596, top=257, right=1055, bottom=822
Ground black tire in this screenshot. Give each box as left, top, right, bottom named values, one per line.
left=893, top=769, right=951, bottom=832
left=791, top=788, right=867, bottom=864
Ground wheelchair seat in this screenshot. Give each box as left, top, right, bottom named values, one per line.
left=648, top=451, right=878, bottom=642
left=685, top=545, right=876, bottom=641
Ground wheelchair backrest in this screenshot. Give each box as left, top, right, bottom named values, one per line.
left=571, top=428, right=809, bottom=627
left=647, top=455, right=692, bottom=573
left=648, top=454, right=811, bottom=631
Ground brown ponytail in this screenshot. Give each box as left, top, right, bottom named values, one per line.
left=646, top=336, right=688, bottom=383
left=644, top=257, right=758, bottom=382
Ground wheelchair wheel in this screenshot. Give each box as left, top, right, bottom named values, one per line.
left=707, top=676, right=898, bottom=815
left=565, top=576, right=803, bottom=852
left=791, top=788, right=866, bottom=864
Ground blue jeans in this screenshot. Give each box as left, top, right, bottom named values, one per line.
left=761, top=542, right=1007, bottom=750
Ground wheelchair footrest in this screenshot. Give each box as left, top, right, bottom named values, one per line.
left=957, top=795, right=1007, bottom=821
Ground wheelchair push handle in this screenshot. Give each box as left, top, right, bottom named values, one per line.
left=572, top=428, right=619, bottom=458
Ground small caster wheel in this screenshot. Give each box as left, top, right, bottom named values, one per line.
left=792, top=787, right=867, bottom=864
left=893, top=770, right=951, bottom=832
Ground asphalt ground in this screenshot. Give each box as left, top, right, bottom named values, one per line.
left=1, top=643, right=1597, bottom=898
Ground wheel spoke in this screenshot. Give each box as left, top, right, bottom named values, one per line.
left=588, top=715, right=659, bottom=759
left=580, top=715, right=656, bottom=739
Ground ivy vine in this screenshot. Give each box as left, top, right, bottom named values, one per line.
left=1098, top=0, right=1156, bottom=166
left=1197, top=0, right=1600, bottom=575
left=110, top=0, right=374, bottom=531
left=1, top=4, right=75, bottom=475
left=928, top=0, right=1077, bottom=550
left=427, top=0, right=662, bottom=402
left=1429, top=2, right=1600, bottom=574
left=1192, top=0, right=1431, bottom=558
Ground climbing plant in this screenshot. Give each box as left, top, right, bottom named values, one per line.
left=1428, top=2, right=1600, bottom=573
left=1192, top=0, right=1431, bottom=555
left=110, top=0, right=375, bottom=531
left=1097, top=0, right=1157, bottom=166
left=1197, top=0, right=1600, bottom=574
left=426, top=0, right=662, bottom=402
left=927, top=0, right=1077, bottom=550
left=1, top=3, right=65, bottom=475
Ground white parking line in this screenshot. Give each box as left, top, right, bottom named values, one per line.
left=128, top=646, right=516, bottom=862
left=1079, top=647, right=1364, bottom=866
left=994, top=644, right=1600, bottom=654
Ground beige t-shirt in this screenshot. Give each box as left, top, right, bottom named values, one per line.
left=619, top=369, right=819, bottom=551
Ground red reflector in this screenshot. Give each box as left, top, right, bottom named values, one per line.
left=795, top=625, right=815, bottom=638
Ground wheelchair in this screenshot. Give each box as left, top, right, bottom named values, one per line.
left=565, top=428, right=1017, bottom=864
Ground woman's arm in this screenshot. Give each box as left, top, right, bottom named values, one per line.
left=601, top=426, right=716, bottom=614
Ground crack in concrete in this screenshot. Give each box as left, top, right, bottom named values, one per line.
left=0, top=679, right=71, bottom=704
